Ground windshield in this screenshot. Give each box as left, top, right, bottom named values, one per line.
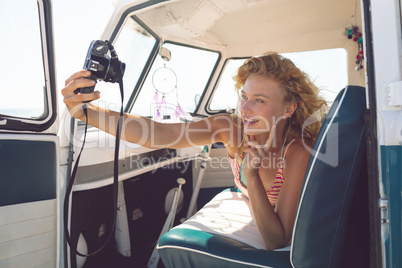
left=93, top=16, right=220, bottom=120
left=130, top=43, right=219, bottom=120
left=91, top=16, right=158, bottom=112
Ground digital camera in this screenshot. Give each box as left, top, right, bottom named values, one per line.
left=75, top=40, right=126, bottom=94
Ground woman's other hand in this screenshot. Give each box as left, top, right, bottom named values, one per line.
left=244, top=125, right=276, bottom=177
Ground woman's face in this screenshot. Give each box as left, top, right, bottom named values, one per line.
left=240, top=74, right=288, bottom=138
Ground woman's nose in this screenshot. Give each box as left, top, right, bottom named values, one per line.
left=241, top=99, right=252, bottom=113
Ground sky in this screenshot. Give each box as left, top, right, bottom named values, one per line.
left=0, top=0, right=115, bottom=116
left=53, top=0, right=116, bottom=110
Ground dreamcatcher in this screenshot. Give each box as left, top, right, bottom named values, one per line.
left=151, top=47, right=191, bottom=121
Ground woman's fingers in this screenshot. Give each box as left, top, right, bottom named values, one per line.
left=71, top=90, right=100, bottom=103
left=244, top=125, right=278, bottom=176
left=63, top=76, right=95, bottom=96
left=247, top=142, right=265, bottom=159
left=264, top=124, right=276, bottom=154
left=65, top=70, right=91, bottom=86
left=61, top=70, right=101, bottom=118
left=245, top=138, right=264, bottom=176
left=244, top=146, right=261, bottom=174
left=62, top=70, right=100, bottom=99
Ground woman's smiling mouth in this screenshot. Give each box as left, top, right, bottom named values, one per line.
left=243, top=117, right=259, bottom=126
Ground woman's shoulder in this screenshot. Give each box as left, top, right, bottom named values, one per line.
left=288, top=137, right=313, bottom=152
left=285, top=138, right=313, bottom=164
left=282, top=138, right=312, bottom=182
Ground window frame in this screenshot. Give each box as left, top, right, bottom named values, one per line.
left=118, top=15, right=161, bottom=114
left=205, top=57, right=249, bottom=115
left=0, top=0, right=57, bottom=132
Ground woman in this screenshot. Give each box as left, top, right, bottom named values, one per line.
left=62, top=52, right=327, bottom=250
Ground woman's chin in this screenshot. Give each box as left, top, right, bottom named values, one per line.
left=243, top=129, right=268, bottom=137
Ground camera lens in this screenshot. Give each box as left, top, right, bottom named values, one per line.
left=92, top=41, right=108, bottom=56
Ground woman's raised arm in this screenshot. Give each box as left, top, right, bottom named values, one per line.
left=62, top=70, right=241, bottom=150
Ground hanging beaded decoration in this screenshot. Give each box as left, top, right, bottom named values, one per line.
left=151, top=63, right=190, bottom=121
left=344, top=25, right=364, bottom=71
left=152, top=64, right=177, bottom=121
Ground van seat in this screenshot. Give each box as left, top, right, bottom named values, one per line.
left=158, top=86, right=369, bottom=268
left=158, top=187, right=292, bottom=267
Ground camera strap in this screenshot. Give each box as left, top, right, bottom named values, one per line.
left=63, top=42, right=124, bottom=259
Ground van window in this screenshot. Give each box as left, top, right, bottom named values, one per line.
left=0, top=1, right=46, bottom=119
left=283, top=49, right=348, bottom=103
left=209, top=48, right=348, bottom=112
left=130, top=43, right=219, bottom=119
left=90, top=16, right=158, bottom=112
left=209, top=59, right=247, bottom=111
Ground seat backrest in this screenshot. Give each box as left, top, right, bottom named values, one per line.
left=290, top=86, right=368, bottom=268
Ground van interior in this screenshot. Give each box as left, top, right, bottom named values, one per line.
left=61, top=0, right=372, bottom=267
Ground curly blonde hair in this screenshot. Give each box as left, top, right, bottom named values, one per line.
left=232, top=52, right=327, bottom=157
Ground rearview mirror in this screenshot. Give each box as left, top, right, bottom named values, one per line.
left=160, top=47, right=172, bottom=61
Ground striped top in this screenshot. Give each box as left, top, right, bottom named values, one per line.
left=229, top=139, right=295, bottom=207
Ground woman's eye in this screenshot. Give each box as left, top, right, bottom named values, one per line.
left=256, top=99, right=264, bottom=103
left=241, top=95, right=247, bottom=100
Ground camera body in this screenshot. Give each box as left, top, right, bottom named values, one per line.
left=75, top=40, right=126, bottom=94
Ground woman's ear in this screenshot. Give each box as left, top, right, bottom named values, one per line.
left=285, top=102, right=297, bottom=118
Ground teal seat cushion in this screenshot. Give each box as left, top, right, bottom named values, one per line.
left=158, top=188, right=291, bottom=268
left=158, top=228, right=291, bottom=268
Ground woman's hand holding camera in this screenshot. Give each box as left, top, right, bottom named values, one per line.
left=61, top=70, right=100, bottom=120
